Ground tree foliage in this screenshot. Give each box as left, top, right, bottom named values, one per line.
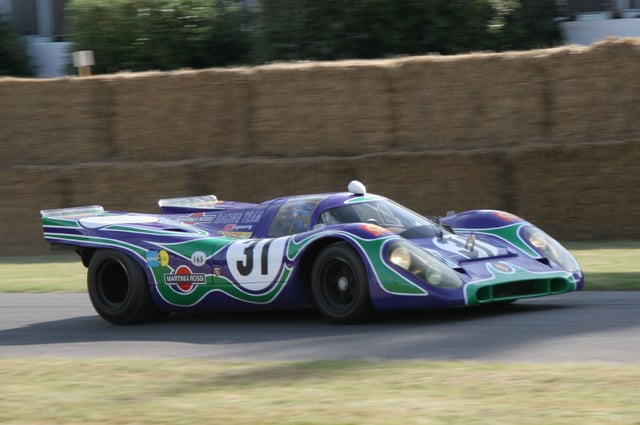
left=0, top=18, right=33, bottom=77
left=256, top=0, right=495, bottom=61
left=67, top=0, right=252, bottom=74
left=256, top=0, right=561, bottom=62
left=497, top=0, right=562, bottom=50
left=65, top=0, right=562, bottom=74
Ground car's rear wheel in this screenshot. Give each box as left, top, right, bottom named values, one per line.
left=311, top=242, right=373, bottom=324
left=87, top=249, right=167, bottom=325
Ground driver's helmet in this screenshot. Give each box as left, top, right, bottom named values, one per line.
left=290, top=203, right=313, bottom=233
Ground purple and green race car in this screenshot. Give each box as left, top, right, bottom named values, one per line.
left=41, top=181, right=583, bottom=325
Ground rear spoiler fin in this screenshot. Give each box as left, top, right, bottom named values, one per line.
left=158, top=195, right=219, bottom=208
left=41, top=206, right=105, bottom=219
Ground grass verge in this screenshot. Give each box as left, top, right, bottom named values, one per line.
left=1, top=246, right=638, bottom=424
left=1, top=242, right=638, bottom=292
left=1, top=359, right=639, bottom=425
left=566, top=241, right=640, bottom=290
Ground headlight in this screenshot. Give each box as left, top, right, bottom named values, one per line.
left=389, top=245, right=411, bottom=270
left=522, top=225, right=580, bottom=274
left=385, top=241, right=463, bottom=289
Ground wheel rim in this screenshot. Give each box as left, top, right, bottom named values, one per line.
left=319, top=257, right=358, bottom=313
left=96, top=259, right=130, bottom=309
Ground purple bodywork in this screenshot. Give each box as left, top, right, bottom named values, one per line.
left=42, top=183, right=584, bottom=324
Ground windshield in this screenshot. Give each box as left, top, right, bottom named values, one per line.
left=319, top=199, right=450, bottom=239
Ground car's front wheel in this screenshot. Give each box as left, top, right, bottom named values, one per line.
left=87, top=249, right=166, bottom=325
left=311, top=242, right=373, bottom=324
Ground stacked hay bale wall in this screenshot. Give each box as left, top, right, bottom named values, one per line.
left=1, top=39, right=639, bottom=255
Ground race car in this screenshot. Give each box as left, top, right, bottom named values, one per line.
left=41, top=181, right=583, bottom=325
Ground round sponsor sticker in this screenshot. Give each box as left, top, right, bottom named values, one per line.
left=191, top=251, right=206, bottom=267
left=165, top=265, right=206, bottom=294
left=158, top=250, right=169, bottom=267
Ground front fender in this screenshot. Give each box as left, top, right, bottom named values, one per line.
left=441, top=209, right=525, bottom=231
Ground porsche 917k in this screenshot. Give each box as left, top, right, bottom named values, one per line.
left=41, top=181, right=583, bottom=324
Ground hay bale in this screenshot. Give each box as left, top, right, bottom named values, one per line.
left=543, top=39, right=640, bottom=144
left=110, top=68, right=251, bottom=161
left=389, top=51, right=550, bottom=150
left=0, top=166, right=67, bottom=254
left=249, top=60, right=393, bottom=157
left=192, top=157, right=357, bottom=202
left=513, top=140, right=640, bottom=239
left=0, top=77, right=111, bottom=166
left=63, top=162, right=193, bottom=212
left=356, top=150, right=507, bottom=216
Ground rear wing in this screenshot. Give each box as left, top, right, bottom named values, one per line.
left=41, top=205, right=105, bottom=219
left=158, top=194, right=218, bottom=208
left=158, top=195, right=220, bottom=213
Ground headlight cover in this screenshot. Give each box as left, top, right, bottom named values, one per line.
left=521, top=225, right=581, bottom=274
left=385, top=241, right=463, bottom=289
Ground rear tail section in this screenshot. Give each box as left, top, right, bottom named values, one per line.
left=41, top=206, right=105, bottom=250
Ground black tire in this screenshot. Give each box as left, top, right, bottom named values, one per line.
left=87, top=249, right=167, bottom=325
left=311, top=242, right=374, bottom=324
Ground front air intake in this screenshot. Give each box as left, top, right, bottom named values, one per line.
left=474, top=278, right=573, bottom=303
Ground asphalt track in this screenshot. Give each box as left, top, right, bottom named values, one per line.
left=1, top=291, right=638, bottom=363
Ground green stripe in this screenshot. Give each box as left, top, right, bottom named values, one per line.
left=43, top=232, right=147, bottom=258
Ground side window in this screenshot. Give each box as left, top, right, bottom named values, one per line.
left=268, top=198, right=322, bottom=237
left=319, top=210, right=340, bottom=225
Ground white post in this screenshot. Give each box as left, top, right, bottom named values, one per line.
left=73, top=50, right=95, bottom=77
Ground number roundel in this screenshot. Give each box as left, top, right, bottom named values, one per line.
left=226, top=238, right=288, bottom=291
left=433, top=235, right=499, bottom=259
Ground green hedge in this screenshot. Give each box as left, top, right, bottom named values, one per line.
left=0, top=18, right=33, bottom=77
left=67, top=0, right=252, bottom=74
left=256, top=0, right=497, bottom=61
left=256, top=0, right=562, bottom=62
left=497, top=0, right=562, bottom=51
left=66, top=0, right=561, bottom=74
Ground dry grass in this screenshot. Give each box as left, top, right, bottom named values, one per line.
left=0, top=359, right=639, bottom=425
left=567, top=241, right=640, bottom=290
